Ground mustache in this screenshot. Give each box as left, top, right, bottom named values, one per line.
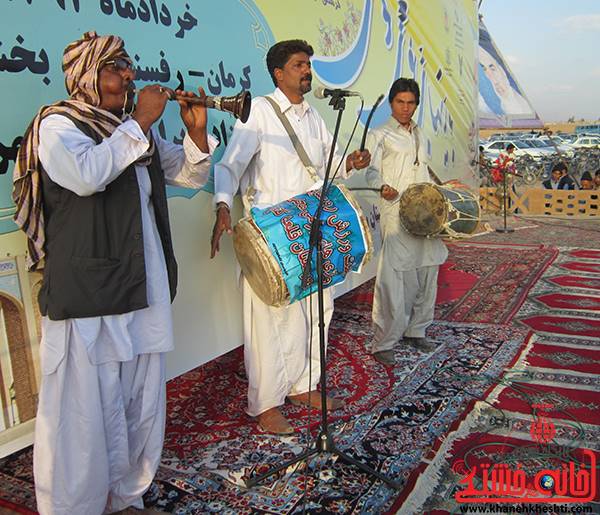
left=302, top=74, right=312, bottom=81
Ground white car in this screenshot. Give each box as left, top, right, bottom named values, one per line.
left=533, top=136, right=574, bottom=156
left=483, top=139, right=554, bottom=161
left=521, top=136, right=575, bottom=157
left=571, top=136, right=600, bottom=149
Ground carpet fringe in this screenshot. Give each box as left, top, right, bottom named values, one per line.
left=508, top=333, right=537, bottom=372
left=398, top=335, right=539, bottom=514
left=397, top=398, right=489, bottom=514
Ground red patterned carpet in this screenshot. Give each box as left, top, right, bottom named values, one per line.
left=336, top=241, right=558, bottom=325
left=548, top=275, right=600, bottom=292
left=570, top=249, right=600, bottom=259
left=393, top=333, right=600, bottom=513
left=534, top=293, right=600, bottom=312
left=435, top=242, right=557, bottom=323
left=2, top=242, right=600, bottom=514
left=395, top=245, right=600, bottom=514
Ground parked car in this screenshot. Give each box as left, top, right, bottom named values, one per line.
left=571, top=136, right=600, bottom=149
left=487, top=132, right=526, bottom=142
left=560, top=134, right=579, bottom=144
left=483, top=139, right=554, bottom=161
left=522, top=137, right=574, bottom=158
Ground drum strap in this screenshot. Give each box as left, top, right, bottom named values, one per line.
left=264, top=96, right=320, bottom=183
left=413, top=126, right=445, bottom=186
left=412, top=126, right=420, bottom=166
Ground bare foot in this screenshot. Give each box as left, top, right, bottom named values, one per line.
left=288, top=391, right=345, bottom=411
left=256, top=407, right=294, bottom=435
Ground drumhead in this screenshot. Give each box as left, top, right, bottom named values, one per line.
left=338, top=184, right=374, bottom=267
left=398, top=183, right=447, bottom=236
left=233, top=218, right=290, bottom=307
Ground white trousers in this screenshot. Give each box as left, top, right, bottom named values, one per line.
left=243, top=278, right=333, bottom=417
left=34, top=323, right=166, bottom=515
left=371, top=260, right=439, bottom=354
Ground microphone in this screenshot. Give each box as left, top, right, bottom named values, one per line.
left=314, top=87, right=362, bottom=99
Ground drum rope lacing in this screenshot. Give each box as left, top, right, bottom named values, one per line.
left=438, top=188, right=481, bottom=240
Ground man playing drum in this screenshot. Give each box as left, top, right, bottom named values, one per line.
left=365, top=78, right=448, bottom=366
left=210, top=40, right=370, bottom=434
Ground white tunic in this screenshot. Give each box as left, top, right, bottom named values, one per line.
left=366, top=117, right=447, bottom=271
left=366, top=118, right=447, bottom=352
left=214, top=88, right=346, bottom=416
left=38, top=115, right=216, bottom=365
left=214, top=88, right=348, bottom=210
left=34, top=114, right=216, bottom=515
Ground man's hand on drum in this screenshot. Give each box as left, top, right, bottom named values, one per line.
left=380, top=184, right=399, bottom=201
left=346, top=149, right=371, bottom=171
left=210, top=202, right=232, bottom=258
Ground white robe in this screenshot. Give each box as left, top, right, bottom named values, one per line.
left=214, top=88, right=346, bottom=417
left=34, top=114, right=216, bottom=515
left=365, top=118, right=447, bottom=353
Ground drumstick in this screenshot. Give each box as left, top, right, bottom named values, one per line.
left=427, top=165, right=443, bottom=186
left=348, top=187, right=381, bottom=192
left=360, top=94, right=385, bottom=151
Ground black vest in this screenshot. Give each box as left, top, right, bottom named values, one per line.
left=38, top=116, right=178, bottom=320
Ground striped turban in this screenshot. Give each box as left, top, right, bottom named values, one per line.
left=62, top=31, right=128, bottom=105
left=12, top=31, right=154, bottom=271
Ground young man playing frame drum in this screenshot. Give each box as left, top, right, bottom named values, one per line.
left=210, top=40, right=370, bottom=434
left=364, top=78, right=448, bottom=366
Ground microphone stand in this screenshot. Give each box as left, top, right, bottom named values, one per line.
left=246, top=94, right=401, bottom=490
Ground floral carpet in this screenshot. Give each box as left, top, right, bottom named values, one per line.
left=148, top=321, right=530, bottom=514
left=394, top=247, right=600, bottom=514
left=0, top=242, right=569, bottom=514
left=0, top=325, right=530, bottom=515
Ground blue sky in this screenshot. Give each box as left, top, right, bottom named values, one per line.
left=480, top=0, right=599, bottom=122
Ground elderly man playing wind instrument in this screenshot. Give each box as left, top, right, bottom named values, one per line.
left=12, top=31, right=217, bottom=514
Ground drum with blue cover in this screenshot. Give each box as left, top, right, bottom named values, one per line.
left=233, top=185, right=373, bottom=307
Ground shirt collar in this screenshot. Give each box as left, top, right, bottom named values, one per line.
left=273, top=87, right=311, bottom=117
left=386, top=116, right=417, bottom=133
